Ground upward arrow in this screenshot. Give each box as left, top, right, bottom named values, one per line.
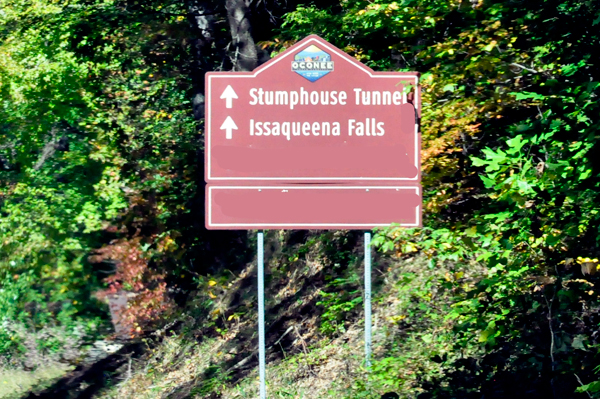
left=220, top=85, right=238, bottom=109
left=220, top=116, right=238, bottom=140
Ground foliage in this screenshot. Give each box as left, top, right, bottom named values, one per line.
left=2, top=0, right=600, bottom=397
left=277, top=0, right=600, bottom=397
left=0, top=269, right=101, bottom=367
left=285, top=231, right=363, bottom=337
left=0, top=0, right=202, bottom=363
left=90, top=237, right=172, bottom=337
left=317, top=276, right=363, bottom=336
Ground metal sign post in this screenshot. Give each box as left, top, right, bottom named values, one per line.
left=257, top=231, right=267, bottom=399
left=364, top=232, right=372, bottom=369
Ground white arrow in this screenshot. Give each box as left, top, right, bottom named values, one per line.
left=220, top=116, right=238, bottom=140
left=220, top=85, right=238, bottom=109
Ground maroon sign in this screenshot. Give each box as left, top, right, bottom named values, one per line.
left=205, top=35, right=421, bottom=230
left=206, top=185, right=421, bottom=229
left=205, top=35, right=420, bottom=183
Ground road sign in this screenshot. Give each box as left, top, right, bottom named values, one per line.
left=204, top=35, right=422, bottom=399
left=205, top=35, right=420, bottom=183
left=206, top=185, right=421, bottom=229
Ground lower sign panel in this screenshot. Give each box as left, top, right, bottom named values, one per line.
left=206, top=185, right=421, bottom=229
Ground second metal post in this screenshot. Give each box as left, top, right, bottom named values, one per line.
left=257, top=231, right=266, bottom=399
left=364, top=231, right=372, bottom=368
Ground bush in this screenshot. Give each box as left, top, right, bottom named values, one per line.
left=0, top=270, right=104, bottom=368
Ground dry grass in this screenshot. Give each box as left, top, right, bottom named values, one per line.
left=94, top=242, right=480, bottom=399
left=0, top=363, right=72, bottom=399
left=96, top=336, right=222, bottom=399
left=95, top=325, right=364, bottom=399
left=220, top=329, right=364, bottom=399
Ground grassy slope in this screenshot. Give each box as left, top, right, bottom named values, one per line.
left=93, top=231, right=483, bottom=399
left=0, top=364, right=71, bottom=399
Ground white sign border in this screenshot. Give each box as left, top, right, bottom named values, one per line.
left=206, top=36, right=420, bottom=182
left=207, top=185, right=421, bottom=228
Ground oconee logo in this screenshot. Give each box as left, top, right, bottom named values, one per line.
left=292, top=45, right=333, bottom=82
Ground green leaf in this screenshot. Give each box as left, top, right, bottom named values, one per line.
left=506, top=135, right=526, bottom=154
left=576, top=381, right=600, bottom=393
left=471, top=156, right=487, bottom=167
left=480, top=175, right=496, bottom=188
left=579, top=168, right=592, bottom=180
left=514, top=91, right=546, bottom=101
left=442, top=83, right=457, bottom=92
left=479, top=327, right=495, bottom=342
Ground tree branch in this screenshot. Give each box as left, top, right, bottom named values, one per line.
left=33, top=127, right=69, bottom=171
left=510, top=63, right=539, bottom=74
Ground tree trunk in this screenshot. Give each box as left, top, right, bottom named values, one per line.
left=187, top=0, right=217, bottom=120
left=225, top=0, right=258, bottom=72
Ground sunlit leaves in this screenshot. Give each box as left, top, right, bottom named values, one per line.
left=0, top=0, right=201, bottom=358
